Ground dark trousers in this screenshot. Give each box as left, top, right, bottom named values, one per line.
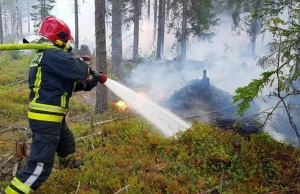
left=7, top=118, right=75, bottom=193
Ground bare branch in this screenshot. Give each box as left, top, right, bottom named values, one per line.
left=201, top=181, right=231, bottom=194
left=75, top=132, right=102, bottom=141
left=114, top=184, right=130, bottom=194
left=282, top=100, right=299, bottom=138
left=75, top=181, right=81, bottom=194
left=10, top=79, right=27, bottom=86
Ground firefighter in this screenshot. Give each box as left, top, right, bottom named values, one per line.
left=4, top=16, right=107, bottom=194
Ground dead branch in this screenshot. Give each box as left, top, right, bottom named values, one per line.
left=75, top=181, right=81, bottom=194
left=0, top=126, right=30, bottom=133
left=0, top=155, right=14, bottom=171
left=201, top=181, right=231, bottom=194
left=114, top=184, right=130, bottom=194
left=12, top=160, right=20, bottom=176
left=10, top=79, right=27, bottom=86
left=94, top=119, right=116, bottom=126
left=282, top=100, right=299, bottom=138
left=183, top=103, right=239, bottom=119
left=75, top=132, right=102, bottom=141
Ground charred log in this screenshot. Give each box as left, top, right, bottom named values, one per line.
left=212, top=118, right=261, bottom=135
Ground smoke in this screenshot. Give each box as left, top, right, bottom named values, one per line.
left=128, top=15, right=300, bottom=145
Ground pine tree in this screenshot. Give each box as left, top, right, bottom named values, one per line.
left=168, top=0, right=218, bottom=61
left=31, top=0, right=56, bottom=31
left=229, top=0, right=264, bottom=56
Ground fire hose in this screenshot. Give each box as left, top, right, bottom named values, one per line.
left=0, top=43, right=61, bottom=51
left=0, top=43, right=107, bottom=83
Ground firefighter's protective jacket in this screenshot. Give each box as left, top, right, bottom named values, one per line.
left=28, top=49, right=98, bottom=123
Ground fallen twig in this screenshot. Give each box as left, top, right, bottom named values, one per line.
left=0, top=126, right=30, bottom=133
left=75, top=132, right=102, bottom=141
left=94, top=119, right=116, bottom=126
left=201, top=181, right=231, bottom=194
left=75, top=181, right=81, bottom=194
left=12, top=160, right=20, bottom=176
left=0, top=155, right=14, bottom=171
left=10, top=79, right=27, bottom=86
left=114, top=184, right=130, bottom=194
left=182, top=104, right=239, bottom=119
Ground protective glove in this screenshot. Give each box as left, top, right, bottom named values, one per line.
left=89, top=68, right=108, bottom=84
left=81, top=56, right=92, bottom=62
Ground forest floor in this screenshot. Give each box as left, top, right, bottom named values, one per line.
left=0, top=52, right=299, bottom=194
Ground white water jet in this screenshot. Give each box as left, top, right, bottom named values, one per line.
left=105, top=78, right=190, bottom=137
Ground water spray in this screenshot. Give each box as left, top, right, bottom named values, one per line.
left=104, top=78, right=190, bottom=137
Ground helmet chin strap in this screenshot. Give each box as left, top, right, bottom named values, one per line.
left=54, top=39, right=73, bottom=52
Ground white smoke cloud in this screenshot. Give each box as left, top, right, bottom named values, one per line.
left=50, top=1, right=299, bottom=145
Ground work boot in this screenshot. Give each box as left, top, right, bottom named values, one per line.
left=58, top=153, right=81, bottom=169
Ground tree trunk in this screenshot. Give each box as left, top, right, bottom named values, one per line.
left=133, top=0, right=140, bottom=62
left=153, top=0, right=157, bottom=43
left=4, top=7, right=7, bottom=37
left=28, top=0, right=30, bottom=34
left=147, top=0, right=150, bottom=21
left=112, top=0, right=122, bottom=79
left=18, top=0, right=23, bottom=39
left=156, top=0, right=165, bottom=59
left=41, top=0, right=45, bottom=20
left=74, top=0, right=79, bottom=50
left=11, top=10, right=15, bottom=40
left=0, top=0, right=3, bottom=44
left=95, top=0, right=108, bottom=114
left=15, top=0, right=19, bottom=42
left=181, top=0, right=187, bottom=62
left=251, top=19, right=259, bottom=56
left=166, top=0, right=170, bottom=19
left=251, top=1, right=262, bottom=56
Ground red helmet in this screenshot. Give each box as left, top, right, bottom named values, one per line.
left=37, top=16, right=73, bottom=43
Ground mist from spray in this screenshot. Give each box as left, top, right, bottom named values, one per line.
left=104, top=78, right=191, bottom=137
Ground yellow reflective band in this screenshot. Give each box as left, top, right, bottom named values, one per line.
left=28, top=112, right=64, bottom=122
left=34, top=67, right=42, bottom=87
left=32, top=67, right=42, bottom=102
left=4, top=186, right=19, bottom=194
left=32, top=87, right=40, bottom=103
left=11, top=177, right=33, bottom=194
left=29, top=102, right=68, bottom=114
left=73, top=82, right=77, bottom=92
left=61, top=92, right=68, bottom=108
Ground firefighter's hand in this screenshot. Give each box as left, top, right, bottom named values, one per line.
left=81, top=56, right=92, bottom=62
left=89, top=68, right=107, bottom=84
left=99, top=73, right=107, bottom=84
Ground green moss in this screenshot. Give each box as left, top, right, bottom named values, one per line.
left=0, top=53, right=300, bottom=194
